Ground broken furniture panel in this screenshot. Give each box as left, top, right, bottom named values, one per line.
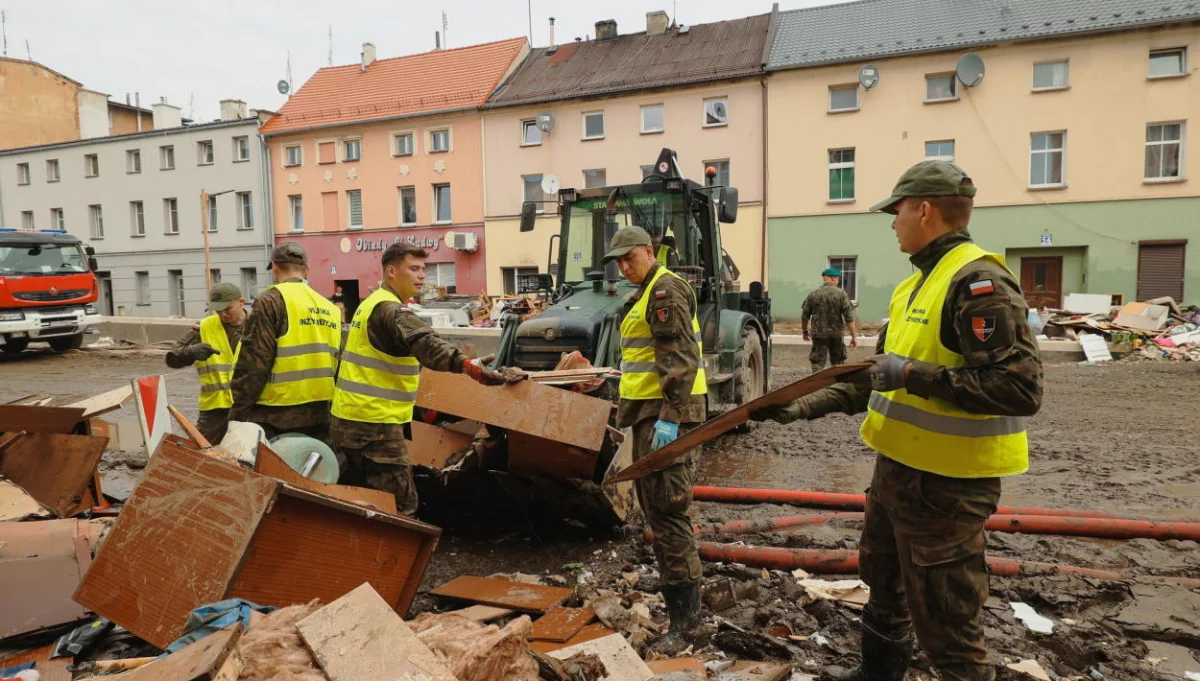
left=508, top=432, right=599, bottom=480
left=431, top=575, right=572, bottom=613
left=254, top=443, right=397, bottom=514
left=0, top=644, right=72, bottom=681
left=0, top=478, right=52, bottom=521
left=0, top=433, right=108, bottom=517
left=66, top=385, right=135, bottom=420
left=529, top=606, right=596, bottom=643
left=409, top=420, right=475, bottom=468
left=528, top=623, right=616, bottom=654
left=104, top=624, right=243, bottom=681
left=0, top=519, right=94, bottom=639
left=0, top=404, right=86, bottom=434
left=547, top=632, right=653, bottom=681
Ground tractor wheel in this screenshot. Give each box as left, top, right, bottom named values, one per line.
left=733, top=327, right=765, bottom=406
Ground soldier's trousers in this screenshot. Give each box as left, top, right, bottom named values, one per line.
left=632, top=417, right=702, bottom=588
left=859, top=454, right=1001, bottom=681
left=809, top=336, right=848, bottom=371
left=196, top=408, right=230, bottom=446
left=336, top=440, right=419, bottom=517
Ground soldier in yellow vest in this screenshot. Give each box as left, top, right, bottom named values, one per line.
left=164, top=282, right=246, bottom=444
left=230, top=243, right=342, bottom=441
left=329, top=243, right=525, bottom=516
left=605, top=225, right=707, bottom=651
left=752, top=162, right=1043, bottom=681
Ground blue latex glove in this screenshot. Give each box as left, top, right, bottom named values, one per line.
left=653, top=419, right=680, bottom=449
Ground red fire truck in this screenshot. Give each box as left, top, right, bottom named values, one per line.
left=0, top=228, right=103, bottom=354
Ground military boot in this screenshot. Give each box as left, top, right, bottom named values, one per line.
left=826, top=619, right=913, bottom=681
left=657, top=583, right=702, bottom=654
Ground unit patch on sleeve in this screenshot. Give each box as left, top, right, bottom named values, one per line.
left=968, top=280, right=996, bottom=296
left=971, top=316, right=996, bottom=342
left=657, top=308, right=669, bottom=323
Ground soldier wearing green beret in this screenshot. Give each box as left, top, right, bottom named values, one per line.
left=801, top=266, right=858, bottom=371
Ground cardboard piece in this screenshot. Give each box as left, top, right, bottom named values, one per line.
left=0, top=432, right=108, bottom=517
left=431, top=575, right=572, bottom=613
left=74, top=439, right=441, bottom=649
left=606, top=363, right=868, bottom=483
left=254, top=443, right=398, bottom=514
left=530, top=606, right=596, bottom=643
left=105, top=625, right=243, bottom=681
left=0, top=404, right=86, bottom=434
left=547, top=633, right=653, bottom=681
left=298, top=583, right=456, bottom=681
left=1114, top=302, right=1170, bottom=332
left=409, top=420, right=475, bottom=468
left=1061, top=293, right=1113, bottom=315
left=1078, top=334, right=1113, bottom=363
left=0, top=519, right=94, bottom=638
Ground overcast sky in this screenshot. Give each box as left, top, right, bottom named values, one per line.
left=3, top=0, right=845, bottom=122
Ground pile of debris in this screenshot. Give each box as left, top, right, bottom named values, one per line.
left=1037, top=294, right=1200, bottom=362
left=470, top=293, right=548, bottom=328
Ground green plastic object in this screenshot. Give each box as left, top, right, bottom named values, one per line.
left=267, top=433, right=339, bottom=484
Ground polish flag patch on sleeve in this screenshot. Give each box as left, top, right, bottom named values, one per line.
left=968, top=280, right=995, bottom=296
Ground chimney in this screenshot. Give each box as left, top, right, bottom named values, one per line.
left=646, top=11, right=669, bottom=36
left=595, top=19, right=617, bottom=41
left=361, top=42, right=376, bottom=71
left=152, top=102, right=182, bottom=130
left=125, top=93, right=131, bottom=105
left=219, top=99, right=247, bottom=121
left=548, top=17, right=556, bottom=47
left=435, top=31, right=441, bottom=50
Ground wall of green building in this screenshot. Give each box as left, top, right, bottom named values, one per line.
left=768, top=197, right=1199, bottom=322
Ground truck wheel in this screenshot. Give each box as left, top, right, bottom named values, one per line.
left=1, top=338, right=29, bottom=355
left=733, top=327, right=765, bottom=406
left=49, top=334, right=83, bottom=353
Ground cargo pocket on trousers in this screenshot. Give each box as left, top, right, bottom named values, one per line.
left=910, top=530, right=989, bottom=625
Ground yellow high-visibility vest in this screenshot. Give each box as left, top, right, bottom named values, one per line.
left=619, top=266, right=707, bottom=400
left=195, top=314, right=240, bottom=411
left=257, top=282, right=341, bottom=407
left=859, top=243, right=1029, bottom=478
left=331, top=288, right=421, bottom=424
left=656, top=245, right=671, bottom=266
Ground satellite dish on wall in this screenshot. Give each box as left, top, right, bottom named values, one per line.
left=541, top=174, right=560, bottom=194
left=858, top=64, right=879, bottom=89
left=277, top=80, right=291, bottom=95
left=956, top=54, right=986, bottom=88
left=536, top=112, right=555, bottom=132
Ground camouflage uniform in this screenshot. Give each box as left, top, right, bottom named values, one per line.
left=328, top=284, right=470, bottom=516
left=616, top=262, right=706, bottom=588
left=165, top=320, right=244, bottom=444
left=801, top=283, right=854, bottom=371
left=795, top=230, right=1043, bottom=681
left=229, top=277, right=333, bottom=441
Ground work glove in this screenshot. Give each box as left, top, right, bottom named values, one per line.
left=652, top=419, right=679, bottom=449
left=461, top=357, right=527, bottom=386
left=842, top=353, right=909, bottom=393
left=187, top=343, right=220, bottom=362
left=749, top=398, right=812, bottom=424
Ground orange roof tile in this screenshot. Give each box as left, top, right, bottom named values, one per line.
left=262, top=37, right=527, bottom=135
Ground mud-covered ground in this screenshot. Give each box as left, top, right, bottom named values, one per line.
left=2, top=347, right=1198, bottom=679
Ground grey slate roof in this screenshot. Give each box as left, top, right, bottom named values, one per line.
left=768, top=0, right=1200, bottom=71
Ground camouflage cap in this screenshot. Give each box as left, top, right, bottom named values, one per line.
left=271, top=241, right=307, bottom=267
left=870, top=160, right=977, bottom=214
left=207, top=282, right=243, bottom=311
left=602, top=226, right=653, bottom=264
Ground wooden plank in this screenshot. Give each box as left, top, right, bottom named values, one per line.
left=169, top=404, right=211, bottom=448
left=508, top=431, right=599, bottom=480
left=431, top=575, right=572, bottom=613
left=66, top=384, right=134, bottom=419
left=106, top=625, right=243, bottom=681
left=0, top=433, right=108, bottom=517
left=254, top=443, right=398, bottom=514
left=528, top=623, right=616, bottom=653
left=0, top=644, right=72, bottom=681
left=298, top=583, right=457, bottom=681
left=530, top=606, right=595, bottom=643
left=0, top=405, right=85, bottom=434
left=0, top=519, right=92, bottom=638
left=409, top=420, right=475, bottom=468
left=416, top=370, right=610, bottom=451
left=647, top=657, right=706, bottom=675
left=547, top=633, right=653, bottom=681
left=605, top=363, right=869, bottom=484
left=446, top=604, right=514, bottom=622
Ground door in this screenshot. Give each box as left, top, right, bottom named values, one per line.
left=96, top=272, right=114, bottom=316
left=1137, top=241, right=1186, bottom=302
left=168, top=270, right=184, bottom=317
left=334, top=279, right=361, bottom=320
left=1020, top=257, right=1062, bottom=309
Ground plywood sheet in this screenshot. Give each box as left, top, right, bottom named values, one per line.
left=508, top=432, right=600, bottom=480
left=446, top=604, right=514, bottom=622
left=0, top=432, right=108, bottom=516
left=409, top=420, right=475, bottom=468
left=528, top=623, right=616, bottom=654
left=66, top=385, right=134, bottom=419
left=606, top=363, right=868, bottom=483
left=547, top=633, right=653, bottom=681
left=298, top=583, right=456, bottom=681
left=530, top=606, right=596, bottom=642
left=254, top=443, right=397, bottom=514
left=0, top=519, right=92, bottom=638
left=431, top=575, right=571, bottom=613
left=106, top=625, right=242, bottom=681
left=0, top=404, right=85, bottom=434
left=0, top=644, right=72, bottom=681
left=416, top=370, right=611, bottom=451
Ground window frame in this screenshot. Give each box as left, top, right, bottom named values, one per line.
left=288, top=194, right=304, bottom=232
left=84, top=154, right=99, bottom=178
left=46, top=159, right=60, bottom=183
left=582, top=111, right=605, bottom=140
left=521, top=119, right=543, bottom=147
left=317, top=139, right=337, bottom=165
left=207, top=195, right=218, bottom=232
left=346, top=189, right=363, bottom=229
left=1148, top=47, right=1188, bottom=79
left=342, top=137, right=362, bottom=163
left=398, top=186, right=418, bottom=226
left=50, top=207, right=65, bottom=230
left=136, top=271, right=151, bottom=306
left=522, top=174, right=548, bottom=212
left=1029, top=131, right=1068, bottom=189
left=924, top=139, right=956, bottom=161
left=16, top=162, right=30, bottom=185
left=20, top=211, right=34, bottom=230
left=640, top=104, right=665, bottom=134
left=583, top=168, right=607, bottom=189
left=392, top=131, right=415, bottom=157
left=428, top=128, right=452, bottom=154
left=197, top=140, right=214, bottom=166
left=827, top=148, right=857, bottom=203
left=433, top=183, right=452, bottom=224
left=88, top=204, right=104, bottom=239
left=160, top=145, right=176, bottom=170
left=126, top=149, right=142, bottom=174
left=828, top=255, right=859, bottom=303
left=828, top=84, right=860, bottom=113
left=924, top=73, right=959, bottom=103
left=236, top=191, right=254, bottom=230
left=233, top=136, right=251, bottom=162
left=164, top=198, right=180, bottom=234
left=1032, top=60, right=1070, bottom=92
left=702, top=159, right=731, bottom=187
left=283, top=144, right=303, bottom=167
left=1144, top=121, right=1186, bottom=183
left=240, top=267, right=259, bottom=301
left=130, top=200, right=146, bottom=237
left=703, top=97, right=729, bottom=127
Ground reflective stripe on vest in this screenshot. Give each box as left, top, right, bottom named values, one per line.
left=257, top=282, right=341, bottom=407
left=330, top=287, right=422, bottom=424
left=196, top=314, right=240, bottom=411
left=859, top=243, right=1029, bottom=478
left=619, top=266, right=707, bottom=400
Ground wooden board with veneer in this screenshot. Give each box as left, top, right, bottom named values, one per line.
left=0, top=404, right=86, bottom=434
left=103, top=626, right=243, bottom=681
left=529, top=606, right=596, bottom=643
left=0, top=432, right=108, bottom=517
left=254, top=444, right=398, bottom=514
left=430, top=575, right=572, bottom=613
left=408, top=420, right=475, bottom=468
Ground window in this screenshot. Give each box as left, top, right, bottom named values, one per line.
left=828, top=256, right=858, bottom=302
left=828, top=149, right=856, bottom=201
left=704, top=97, right=728, bottom=126
left=136, top=271, right=151, bottom=305
left=641, top=104, right=665, bottom=133
left=583, top=111, right=605, bottom=139
left=318, top=141, right=336, bottom=164
left=1149, top=48, right=1187, bottom=78
left=583, top=169, right=607, bottom=189
left=160, top=145, right=175, bottom=170
left=50, top=208, right=64, bottom=230
left=236, top=192, right=254, bottom=230
left=925, top=140, right=955, bottom=161
left=233, top=136, right=250, bottom=162
left=523, top=174, right=548, bottom=205
left=641, top=165, right=655, bottom=179
left=46, top=159, right=60, bottom=182
left=126, top=149, right=141, bottom=173
left=164, top=198, right=180, bottom=233
left=398, top=187, right=417, bottom=225
left=521, top=120, right=543, bottom=146
left=207, top=195, right=218, bottom=232
left=703, top=160, right=730, bottom=187
left=288, top=195, right=304, bottom=232
left=1030, top=132, right=1066, bottom=188
left=88, top=204, right=104, bottom=238
left=210, top=269, right=222, bottom=284
left=925, top=74, right=957, bottom=102
left=130, top=201, right=145, bottom=237
left=16, top=163, right=30, bottom=185
left=1145, top=123, right=1184, bottom=181
left=343, top=138, right=361, bottom=162
left=393, top=132, right=414, bottom=156
left=84, top=154, right=99, bottom=177
left=1032, top=61, right=1069, bottom=91
left=169, top=270, right=185, bottom=317
left=20, top=211, right=34, bottom=230
left=828, top=85, right=859, bottom=112
left=240, top=268, right=259, bottom=300
left=502, top=266, right=538, bottom=296
left=284, top=144, right=302, bottom=166
left=197, top=140, right=214, bottom=165
left=433, top=184, right=451, bottom=223
left=426, top=262, right=457, bottom=289
left=429, top=129, right=451, bottom=153
left=347, top=189, right=363, bottom=228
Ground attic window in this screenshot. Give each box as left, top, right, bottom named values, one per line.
left=704, top=98, right=728, bottom=127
